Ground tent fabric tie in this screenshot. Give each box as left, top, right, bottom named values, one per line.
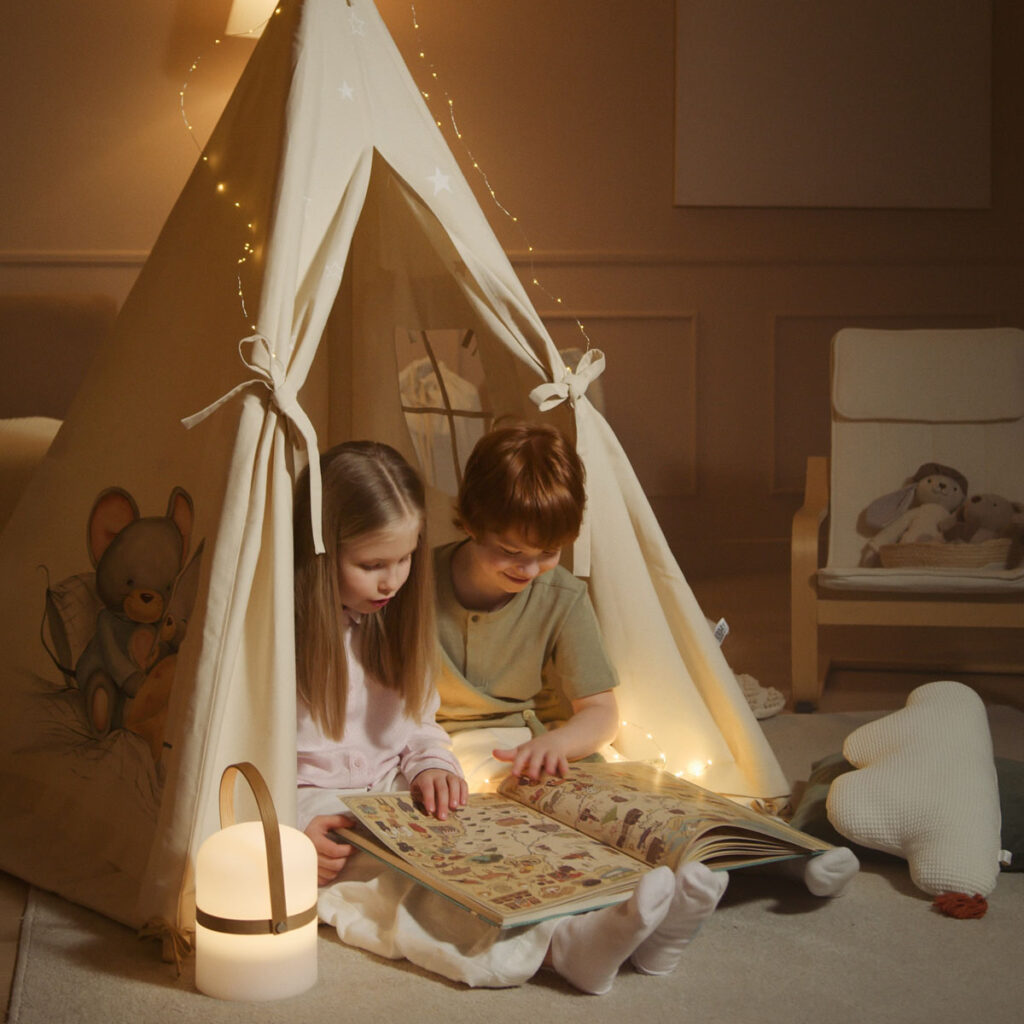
left=137, top=917, right=193, bottom=973
left=182, top=334, right=325, bottom=553
left=529, top=349, right=606, bottom=578
left=528, top=348, right=606, bottom=411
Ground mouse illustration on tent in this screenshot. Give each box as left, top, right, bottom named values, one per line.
left=42, top=486, right=204, bottom=763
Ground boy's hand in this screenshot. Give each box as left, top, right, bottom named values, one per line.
left=410, top=769, right=468, bottom=820
left=493, top=733, right=570, bottom=781
left=305, top=813, right=356, bottom=885
left=493, top=691, right=618, bottom=781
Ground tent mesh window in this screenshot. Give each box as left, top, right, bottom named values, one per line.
left=396, top=328, right=492, bottom=495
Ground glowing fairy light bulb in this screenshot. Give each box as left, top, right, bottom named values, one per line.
left=682, top=758, right=714, bottom=779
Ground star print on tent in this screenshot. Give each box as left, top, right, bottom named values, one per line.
left=427, top=166, right=452, bottom=196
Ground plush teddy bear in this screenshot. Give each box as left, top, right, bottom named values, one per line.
left=73, top=486, right=202, bottom=751
left=862, top=462, right=968, bottom=564
left=959, top=492, right=1024, bottom=543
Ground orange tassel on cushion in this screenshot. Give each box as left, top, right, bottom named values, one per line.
left=932, top=892, right=988, bottom=919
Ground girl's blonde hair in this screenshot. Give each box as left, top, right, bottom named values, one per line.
left=294, top=441, right=434, bottom=740
left=455, top=423, right=586, bottom=550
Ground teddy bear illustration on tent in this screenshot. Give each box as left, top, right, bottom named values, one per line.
left=0, top=0, right=787, bottom=937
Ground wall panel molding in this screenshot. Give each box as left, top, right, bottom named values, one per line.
left=6, top=249, right=1024, bottom=273
left=0, top=250, right=147, bottom=268
left=507, top=251, right=1024, bottom=269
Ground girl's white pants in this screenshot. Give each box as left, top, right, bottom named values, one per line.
left=298, top=725, right=556, bottom=989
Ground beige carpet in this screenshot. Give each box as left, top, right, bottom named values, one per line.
left=9, top=707, right=1024, bottom=1024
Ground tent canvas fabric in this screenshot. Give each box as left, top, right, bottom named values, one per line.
left=0, top=0, right=786, bottom=934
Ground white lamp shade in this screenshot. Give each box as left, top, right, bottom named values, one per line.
left=226, top=0, right=280, bottom=39
left=195, top=820, right=318, bottom=1001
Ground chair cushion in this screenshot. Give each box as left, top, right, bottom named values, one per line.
left=826, top=680, right=1002, bottom=897
left=818, top=564, right=1024, bottom=594
left=832, top=327, right=1024, bottom=423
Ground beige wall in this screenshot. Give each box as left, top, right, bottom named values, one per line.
left=2, top=1, right=1021, bottom=576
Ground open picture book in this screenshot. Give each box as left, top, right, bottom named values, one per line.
left=333, top=761, right=831, bottom=928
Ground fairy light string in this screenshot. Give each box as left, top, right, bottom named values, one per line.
left=408, top=2, right=592, bottom=353
left=607, top=720, right=715, bottom=781
left=178, top=7, right=284, bottom=334
left=178, top=40, right=221, bottom=156
left=182, top=3, right=593, bottom=347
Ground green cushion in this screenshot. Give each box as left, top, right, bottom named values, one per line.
left=996, top=756, right=1024, bottom=872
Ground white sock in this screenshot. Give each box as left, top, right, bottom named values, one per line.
left=802, top=847, right=859, bottom=897
left=550, top=866, right=674, bottom=995
left=630, top=862, right=728, bottom=976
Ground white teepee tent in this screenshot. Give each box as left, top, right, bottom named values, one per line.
left=0, top=0, right=786, bottom=933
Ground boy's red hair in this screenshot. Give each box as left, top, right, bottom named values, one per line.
left=455, top=423, right=586, bottom=549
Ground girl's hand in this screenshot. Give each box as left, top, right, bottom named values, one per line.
left=410, top=769, right=468, bottom=821
left=305, top=813, right=356, bottom=885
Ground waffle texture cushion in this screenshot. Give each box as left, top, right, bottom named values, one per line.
left=826, top=681, right=1002, bottom=897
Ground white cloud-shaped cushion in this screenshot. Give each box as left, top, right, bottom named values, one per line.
left=826, top=680, right=1001, bottom=897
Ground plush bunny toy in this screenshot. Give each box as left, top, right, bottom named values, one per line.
left=862, top=462, right=968, bottom=564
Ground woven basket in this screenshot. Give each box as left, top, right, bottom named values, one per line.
left=879, top=538, right=1012, bottom=569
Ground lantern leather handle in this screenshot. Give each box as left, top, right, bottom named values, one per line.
left=218, top=762, right=289, bottom=934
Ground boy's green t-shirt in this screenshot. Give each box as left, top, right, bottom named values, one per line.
left=433, top=541, right=618, bottom=734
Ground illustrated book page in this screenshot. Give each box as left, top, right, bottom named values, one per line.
left=497, top=761, right=832, bottom=869
left=336, top=790, right=648, bottom=928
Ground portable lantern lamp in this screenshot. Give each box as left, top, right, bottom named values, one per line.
left=195, top=762, right=318, bottom=1001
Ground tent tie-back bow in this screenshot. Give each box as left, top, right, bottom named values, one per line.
left=182, top=334, right=325, bottom=553
left=528, top=348, right=606, bottom=578
left=528, top=348, right=606, bottom=411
